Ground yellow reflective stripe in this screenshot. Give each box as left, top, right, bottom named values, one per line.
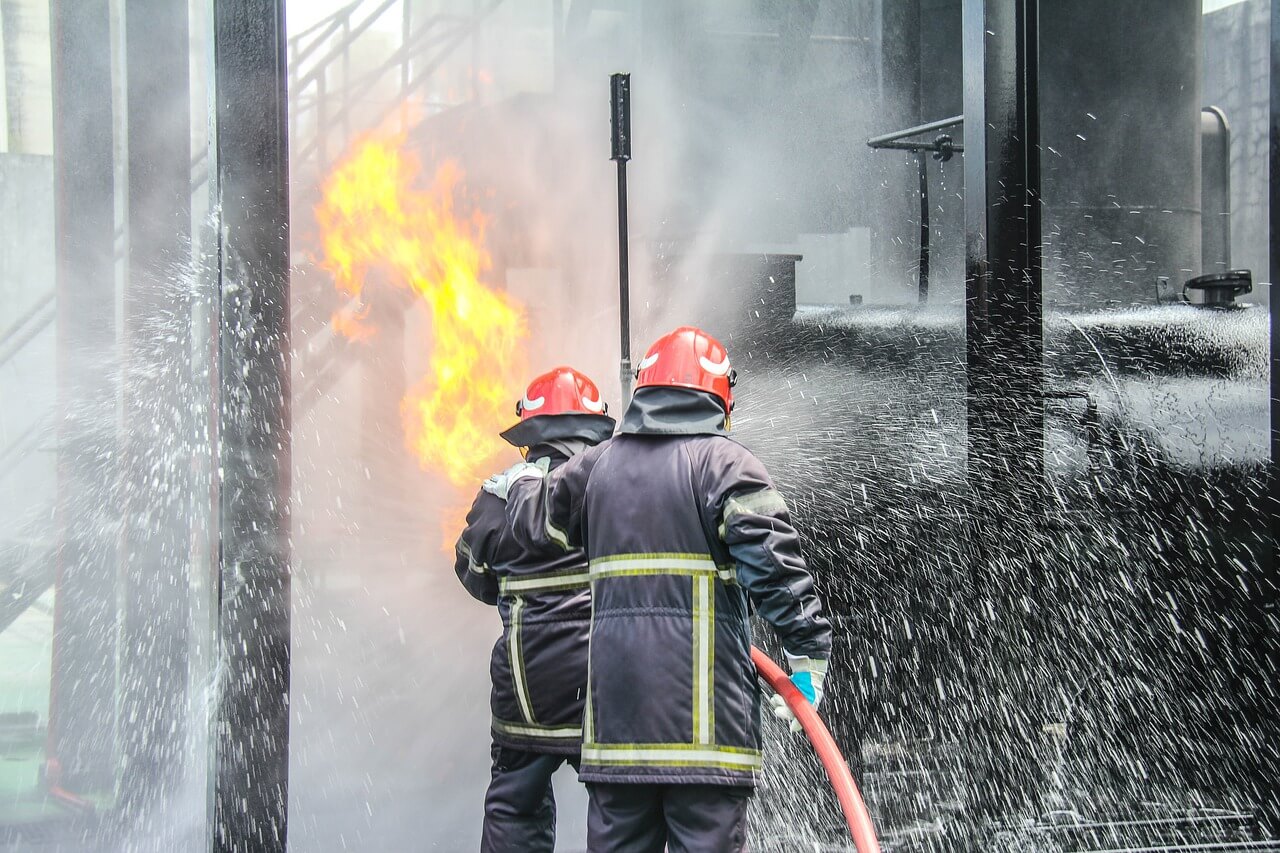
left=492, top=717, right=582, bottom=740
left=546, top=515, right=570, bottom=551
left=592, top=552, right=721, bottom=565
left=581, top=743, right=761, bottom=770
left=509, top=597, right=536, bottom=724
left=499, top=570, right=590, bottom=595
left=584, top=597, right=596, bottom=746
left=718, top=488, right=789, bottom=538
left=692, top=575, right=714, bottom=744
left=589, top=554, right=737, bottom=584
left=458, top=539, right=488, bottom=574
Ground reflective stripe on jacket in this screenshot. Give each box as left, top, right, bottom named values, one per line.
left=506, top=429, right=833, bottom=786
left=454, top=453, right=591, bottom=755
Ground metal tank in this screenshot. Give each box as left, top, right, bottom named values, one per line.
left=1039, top=0, right=1204, bottom=307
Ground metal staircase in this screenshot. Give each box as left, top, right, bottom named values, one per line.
left=0, top=0, right=508, bottom=635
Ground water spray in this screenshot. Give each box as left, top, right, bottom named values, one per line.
left=752, top=646, right=881, bottom=853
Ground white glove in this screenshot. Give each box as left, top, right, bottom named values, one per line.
left=481, top=457, right=549, bottom=501
left=769, top=652, right=828, bottom=734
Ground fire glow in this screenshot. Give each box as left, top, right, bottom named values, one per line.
left=317, top=134, right=527, bottom=505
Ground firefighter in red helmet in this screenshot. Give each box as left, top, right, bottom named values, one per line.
left=453, top=366, right=614, bottom=852
left=484, top=327, right=832, bottom=852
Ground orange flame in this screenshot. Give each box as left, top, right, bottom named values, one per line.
left=317, top=134, right=527, bottom=526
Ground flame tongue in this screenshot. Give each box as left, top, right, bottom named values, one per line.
left=317, top=135, right=526, bottom=506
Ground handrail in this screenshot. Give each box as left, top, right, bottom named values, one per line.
left=867, top=115, right=964, bottom=148
left=0, top=297, right=55, bottom=367
left=291, top=18, right=464, bottom=166
left=288, top=0, right=363, bottom=49
left=290, top=0, right=401, bottom=91
left=367, top=1, right=503, bottom=129
left=0, top=291, right=54, bottom=352
left=0, top=413, right=51, bottom=481
left=292, top=5, right=501, bottom=169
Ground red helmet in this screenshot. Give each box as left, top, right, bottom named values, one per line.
left=635, top=326, right=736, bottom=412
left=516, top=366, right=608, bottom=419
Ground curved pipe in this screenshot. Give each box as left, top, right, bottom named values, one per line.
left=752, top=646, right=881, bottom=853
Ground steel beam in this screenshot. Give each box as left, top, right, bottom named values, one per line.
left=962, top=0, right=1043, bottom=510
left=1272, top=0, right=1279, bottom=571
left=1267, top=0, right=1280, bottom=830
left=210, top=0, right=291, bottom=849
left=48, top=0, right=119, bottom=796
left=959, top=0, right=1043, bottom=831
left=119, top=0, right=193, bottom=830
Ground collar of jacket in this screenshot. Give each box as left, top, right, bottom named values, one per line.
left=499, top=413, right=616, bottom=449
left=526, top=446, right=570, bottom=470
left=617, top=387, right=729, bottom=436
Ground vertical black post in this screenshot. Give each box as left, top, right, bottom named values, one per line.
left=963, top=0, right=1043, bottom=508
left=1271, top=0, right=1279, bottom=575
left=48, top=0, right=118, bottom=796
left=960, top=0, right=1043, bottom=830
left=1265, top=0, right=1280, bottom=829
left=878, top=0, right=923, bottom=298
left=119, top=0, right=192, bottom=831
left=918, top=153, right=930, bottom=303
left=611, top=72, right=633, bottom=401
left=211, top=1, right=291, bottom=850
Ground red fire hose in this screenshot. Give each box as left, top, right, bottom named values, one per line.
left=752, top=646, right=882, bottom=853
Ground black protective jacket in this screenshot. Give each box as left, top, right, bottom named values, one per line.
left=505, top=388, right=832, bottom=786
left=455, top=449, right=592, bottom=755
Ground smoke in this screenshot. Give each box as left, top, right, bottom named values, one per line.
left=3, top=1, right=1275, bottom=850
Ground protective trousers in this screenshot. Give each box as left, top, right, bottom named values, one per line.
left=481, top=744, right=579, bottom=853
left=585, top=782, right=751, bottom=853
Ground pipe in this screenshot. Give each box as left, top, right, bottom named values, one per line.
left=866, top=114, right=963, bottom=148
left=751, top=646, right=881, bottom=853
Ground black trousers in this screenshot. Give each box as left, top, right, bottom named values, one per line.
left=481, top=744, right=580, bottom=853
left=585, top=782, right=751, bottom=853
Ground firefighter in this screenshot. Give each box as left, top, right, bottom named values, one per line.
left=482, top=326, right=833, bottom=852
left=454, top=366, right=615, bottom=853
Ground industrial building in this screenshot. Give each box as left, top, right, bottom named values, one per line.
left=0, top=1, right=1275, bottom=850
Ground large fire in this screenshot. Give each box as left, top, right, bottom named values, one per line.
left=317, top=134, right=527, bottom=527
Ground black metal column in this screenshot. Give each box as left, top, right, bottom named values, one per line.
left=1268, top=4, right=1280, bottom=822
left=1271, top=0, right=1279, bottom=573
left=119, top=0, right=192, bottom=830
left=962, top=0, right=1043, bottom=508
left=918, top=153, right=930, bottom=302
left=959, top=0, right=1044, bottom=831
left=48, top=0, right=118, bottom=795
left=211, top=1, right=291, bottom=850
left=876, top=0, right=922, bottom=297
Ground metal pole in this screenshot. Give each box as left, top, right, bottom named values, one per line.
left=961, top=0, right=1043, bottom=831
left=867, top=114, right=964, bottom=148
left=617, top=158, right=632, bottom=400
left=48, top=0, right=118, bottom=797
left=211, top=0, right=292, bottom=849
left=1266, top=0, right=1280, bottom=828
left=120, top=0, right=192, bottom=830
left=611, top=73, right=633, bottom=402
left=963, top=0, right=1043, bottom=507
left=1271, top=0, right=1279, bottom=562
left=918, top=153, right=930, bottom=303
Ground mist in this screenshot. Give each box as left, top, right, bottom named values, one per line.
left=1, top=1, right=1276, bottom=852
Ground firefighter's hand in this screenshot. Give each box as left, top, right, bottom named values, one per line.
left=481, top=458, right=549, bottom=501
left=769, top=654, right=828, bottom=734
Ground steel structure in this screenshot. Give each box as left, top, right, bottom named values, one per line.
left=210, top=0, right=292, bottom=849
left=963, top=0, right=1043, bottom=507
left=49, top=0, right=118, bottom=798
